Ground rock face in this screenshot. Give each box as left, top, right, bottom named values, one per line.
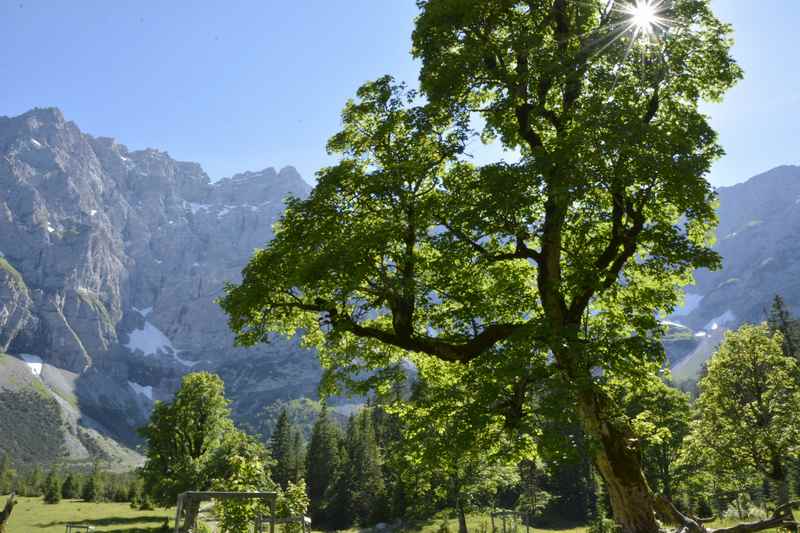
left=668, top=165, right=800, bottom=381
left=0, top=108, right=320, bottom=452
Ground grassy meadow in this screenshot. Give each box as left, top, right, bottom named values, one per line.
left=5, top=497, right=173, bottom=532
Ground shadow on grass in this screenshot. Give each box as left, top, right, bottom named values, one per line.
left=35, top=515, right=170, bottom=529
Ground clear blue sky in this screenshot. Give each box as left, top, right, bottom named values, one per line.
left=1, top=1, right=796, bottom=187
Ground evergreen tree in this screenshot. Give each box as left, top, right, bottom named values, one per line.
left=61, top=473, right=79, bottom=500
left=0, top=454, right=13, bottom=496
left=271, top=408, right=292, bottom=488
left=27, top=465, right=44, bottom=497
left=82, top=464, right=104, bottom=503
left=43, top=468, right=61, bottom=504
left=768, top=294, right=800, bottom=359
left=346, top=410, right=386, bottom=526
left=306, top=405, right=344, bottom=525
left=289, top=427, right=306, bottom=485
left=271, top=408, right=297, bottom=489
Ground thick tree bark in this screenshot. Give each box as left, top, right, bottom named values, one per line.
left=0, top=492, right=16, bottom=533
left=575, top=388, right=661, bottom=533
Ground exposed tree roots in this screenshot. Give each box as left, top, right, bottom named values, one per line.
left=656, top=495, right=799, bottom=533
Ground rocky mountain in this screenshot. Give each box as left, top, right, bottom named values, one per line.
left=669, top=165, right=800, bottom=382
left=0, top=108, right=320, bottom=464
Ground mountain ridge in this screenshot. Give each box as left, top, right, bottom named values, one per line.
left=0, top=107, right=320, bottom=465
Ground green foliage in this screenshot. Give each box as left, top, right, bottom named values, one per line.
left=139, top=372, right=236, bottom=508
left=82, top=463, right=105, bottom=503
left=42, top=467, right=61, bottom=504
left=210, top=435, right=274, bottom=532
left=767, top=294, right=800, bottom=361
left=259, top=398, right=323, bottom=442
left=222, top=0, right=741, bottom=526
left=0, top=389, right=65, bottom=466
left=685, top=323, right=800, bottom=502
left=277, top=480, right=311, bottom=533
left=271, top=408, right=306, bottom=489
left=0, top=453, right=14, bottom=496
left=346, top=410, right=387, bottom=525
left=306, top=404, right=344, bottom=525
left=60, top=473, right=79, bottom=499
left=611, top=376, right=691, bottom=499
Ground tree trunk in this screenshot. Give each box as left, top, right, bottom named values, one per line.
left=457, top=498, right=468, bottom=533
left=576, top=388, right=661, bottom=533
left=0, top=493, right=16, bottom=533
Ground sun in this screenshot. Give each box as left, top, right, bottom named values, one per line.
left=631, top=1, right=658, bottom=31
left=622, top=0, right=667, bottom=35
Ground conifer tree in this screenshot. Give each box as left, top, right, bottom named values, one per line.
left=289, top=427, right=306, bottom=485
left=0, top=454, right=13, bottom=496
left=27, top=465, right=44, bottom=497
left=346, top=410, right=387, bottom=525
left=82, top=464, right=104, bottom=503
left=271, top=408, right=294, bottom=489
left=306, top=405, right=344, bottom=525
left=43, top=468, right=61, bottom=504
left=768, top=294, right=800, bottom=360
left=61, top=473, right=79, bottom=500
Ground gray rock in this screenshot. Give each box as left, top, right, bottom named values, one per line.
left=0, top=107, right=320, bottom=448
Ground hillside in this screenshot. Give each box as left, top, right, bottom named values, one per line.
left=668, top=165, right=800, bottom=382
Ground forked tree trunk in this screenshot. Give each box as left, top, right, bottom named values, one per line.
left=576, top=388, right=660, bottom=533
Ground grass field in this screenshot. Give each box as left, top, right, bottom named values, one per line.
left=8, top=497, right=792, bottom=533
left=4, top=497, right=174, bottom=532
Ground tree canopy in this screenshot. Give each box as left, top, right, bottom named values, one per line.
left=686, top=324, right=800, bottom=504
left=222, top=2, right=742, bottom=532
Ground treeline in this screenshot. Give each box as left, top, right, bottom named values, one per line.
left=0, top=453, right=149, bottom=507
left=268, top=399, right=602, bottom=530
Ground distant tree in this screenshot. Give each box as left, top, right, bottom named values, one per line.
left=61, top=473, right=79, bottom=500
left=395, top=378, right=521, bottom=533
left=306, top=404, right=344, bottom=525
left=26, top=465, right=44, bottom=497
left=82, top=464, right=104, bottom=503
left=289, top=427, right=306, bottom=485
left=614, top=377, right=691, bottom=501
left=139, top=372, right=235, bottom=529
left=140, top=372, right=282, bottom=532
left=271, top=408, right=295, bottom=489
left=768, top=294, right=800, bottom=361
left=209, top=431, right=276, bottom=533
left=42, top=468, right=61, bottom=504
left=259, top=399, right=323, bottom=442
left=0, top=454, right=13, bottom=495
left=345, top=410, right=387, bottom=526
left=686, top=324, right=800, bottom=505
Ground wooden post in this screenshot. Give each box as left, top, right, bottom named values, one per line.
left=270, top=498, right=276, bottom=533
left=174, top=495, right=184, bottom=533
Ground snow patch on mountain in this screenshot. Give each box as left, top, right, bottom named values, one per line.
left=128, top=381, right=153, bottom=401
left=704, top=310, right=736, bottom=331
left=20, top=354, right=43, bottom=377
left=125, top=321, right=175, bottom=357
